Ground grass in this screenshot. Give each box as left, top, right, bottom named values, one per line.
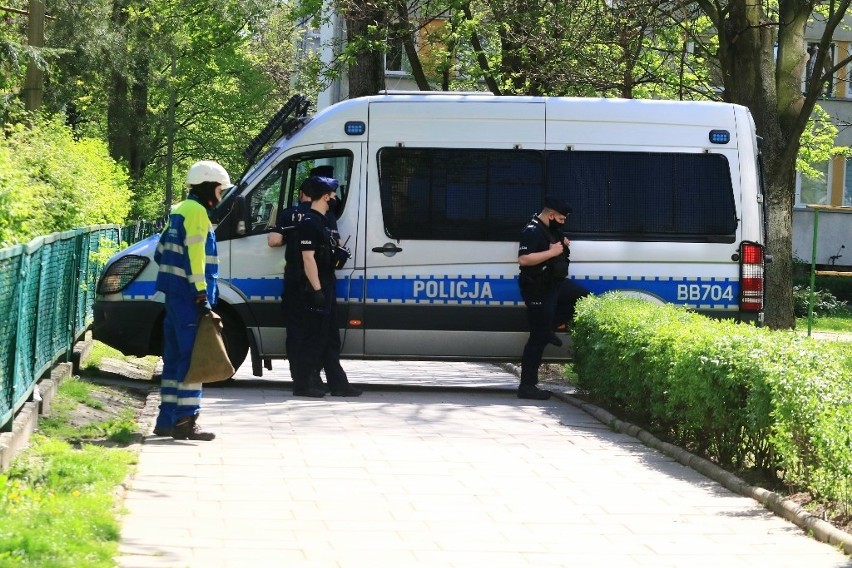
left=0, top=378, right=139, bottom=567
left=81, top=341, right=159, bottom=376
left=797, top=307, right=852, bottom=334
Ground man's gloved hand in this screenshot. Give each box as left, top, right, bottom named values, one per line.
left=195, top=292, right=212, bottom=314
left=309, top=288, right=325, bottom=308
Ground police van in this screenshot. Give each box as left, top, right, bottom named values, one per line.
left=93, top=92, right=767, bottom=376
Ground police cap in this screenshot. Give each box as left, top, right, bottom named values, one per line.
left=310, top=165, right=334, bottom=178
left=301, top=176, right=339, bottom=200
left=544, top=195, right=572, bottom=216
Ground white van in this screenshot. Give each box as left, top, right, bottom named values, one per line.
left=93, top=93, right=767, bottom=376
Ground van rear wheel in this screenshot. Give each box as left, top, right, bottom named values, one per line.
left=218, top=310, right=249, bottom=374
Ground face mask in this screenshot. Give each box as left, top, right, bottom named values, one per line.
left=550, top=218, right=564, bottom=232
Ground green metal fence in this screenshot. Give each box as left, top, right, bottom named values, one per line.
left=0, top=221, right=159, bottom=432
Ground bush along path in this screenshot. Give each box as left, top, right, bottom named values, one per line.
left=571, top=294, right=852, bottom=550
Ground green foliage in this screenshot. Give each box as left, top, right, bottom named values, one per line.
left=798, top=105, right=852, bottom=181
left=3, top=1, right=298, bottom=221
left=573, top=294, right=852, bottom=504
left=792, top=284, right=848, bottom=318
left=0, top=114, right=131, bottom=246
left=0, top=436, right=135, bottom=567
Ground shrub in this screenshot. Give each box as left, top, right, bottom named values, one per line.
left=572, top=294, right=852, bottom=503
left=792, top=284, right=848, bottom=317
left=0, top=115, right=131, bottom=246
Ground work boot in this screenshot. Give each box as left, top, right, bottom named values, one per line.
left=310, top=373, right=328, bottom=393
left=293, top=387, right=326, bottom=398
left=517, top=385, right=552, bottom=400
left=330, top=385, right=363, bottom=397
left=172, top=416, right=216, bottom=441
left=152, top=425, right=173, bottom=436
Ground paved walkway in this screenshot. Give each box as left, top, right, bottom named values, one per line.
left=117, top=361, right=852, bottom=568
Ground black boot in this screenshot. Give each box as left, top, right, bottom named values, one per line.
left=517, top=384, right=552, bottom=400
left=310, top=372, right=328, bottom=393
left=330, top=385, right=362, bottom=397
left=172, top=415, right=216, bottom=441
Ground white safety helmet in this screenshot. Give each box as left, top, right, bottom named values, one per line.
left=185, top=160, right=233, bottom=189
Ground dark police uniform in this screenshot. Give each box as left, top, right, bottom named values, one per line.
left=286, top=204, right=358, bottom=396
left=275, top=201, right=312, bottom=387
left=274, top=200, right=347, bottom=392
left=517, top=211, right=589, bottom=394
left=273, top=172, right=358, bottom=397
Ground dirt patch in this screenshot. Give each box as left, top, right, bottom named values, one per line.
left=65, top=383, right=150, bottom=430
left=537, top=363, right=573, bottom=386
left=787, top=492, right=852, bottom=534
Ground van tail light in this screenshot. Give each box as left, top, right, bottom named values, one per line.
left=739, top=241, right=764, bottom=313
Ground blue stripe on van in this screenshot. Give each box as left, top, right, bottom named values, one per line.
left=123, top=281, right=157, bottom=299
left=362, top=275, right=738, bottom=309
left=228, top=278, right=282, bottom=300
left=124, top=274, right=740, bottom=309
left=577, top=275, right=738, bottom=309
left=365, top=275, right=518, bottom=304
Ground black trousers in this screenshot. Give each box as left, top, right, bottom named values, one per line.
left=520, top=278, right=589, bottom=386
left=283, top=277, right=349, bottom=391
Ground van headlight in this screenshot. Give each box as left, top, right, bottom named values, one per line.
left=97, top=255, right=150, bottom=294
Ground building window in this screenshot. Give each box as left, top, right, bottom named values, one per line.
left=385, top=23, right=410, bottom=74
left=798, top=160, right=831, bottom=205
left=845, top=158, right=852, bottom=206
left=805, top=43, right=835, bottom=97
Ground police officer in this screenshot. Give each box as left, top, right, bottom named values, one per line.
left=268, top=167, right=350, bottom=394
left=152, top=160, right=232, bottom=439
left=517, top=196, right=589, bottom=400
left=286, top=176, right=361, bottom=397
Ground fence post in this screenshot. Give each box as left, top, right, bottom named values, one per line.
left=65, top=230, right=84, bottom=362
left=8, top=251, right=31, bottom=432
left=807, top=208, right=820, bottom=337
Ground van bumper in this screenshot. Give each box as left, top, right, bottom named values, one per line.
left=93, top=300, right=163, bottom=357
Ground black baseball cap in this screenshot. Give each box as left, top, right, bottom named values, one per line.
left=544, top=195, right=572, bottom=216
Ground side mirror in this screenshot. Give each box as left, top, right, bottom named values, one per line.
left=233, top=196, right=247, bottom=236
left=213, top=194, right=247, bottom=241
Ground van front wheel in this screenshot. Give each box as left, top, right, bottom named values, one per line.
left=218, top=310, right=249, bottom=373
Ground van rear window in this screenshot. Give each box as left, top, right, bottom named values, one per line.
left=378, top=148, right=737, bottom=243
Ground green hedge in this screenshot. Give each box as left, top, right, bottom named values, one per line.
left=572, top=294, right=852, bottom=503
left=0, top=116, right=131, bottom=247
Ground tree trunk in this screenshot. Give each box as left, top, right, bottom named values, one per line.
left=712, top=0, right=805, bottom=329
left=394, top=1, right=430, bottom=91
left=107, top=70, right=130, bottom=166
left=763, top=153, right=797, bottom=329
left=346, top=2, right=386, bottom=98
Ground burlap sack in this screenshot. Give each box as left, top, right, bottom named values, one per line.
left=184, top=312, right=235, bottom=384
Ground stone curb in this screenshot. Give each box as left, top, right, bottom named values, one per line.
left=501, top=362, right=852, bottom=555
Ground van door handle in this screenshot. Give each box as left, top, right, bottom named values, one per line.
left=372, top=242, right=403, bottom=255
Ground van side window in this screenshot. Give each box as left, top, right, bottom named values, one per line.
left=278, top=154, right=354, bottom=218
left=245, top=152, right=354, bottom=236
left=378, top=148, right=737, bottom=243
left=548, top=151, right=738, bottom=242
left=378, top=148, right=543, bottom=241
left=247, top=167, right=285, bottom=234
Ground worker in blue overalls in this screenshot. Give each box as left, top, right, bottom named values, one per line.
left=152, top=160, right=232, bottom=440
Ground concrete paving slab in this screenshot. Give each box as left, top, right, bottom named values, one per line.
left=117, top=361, right=852, bottom=568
